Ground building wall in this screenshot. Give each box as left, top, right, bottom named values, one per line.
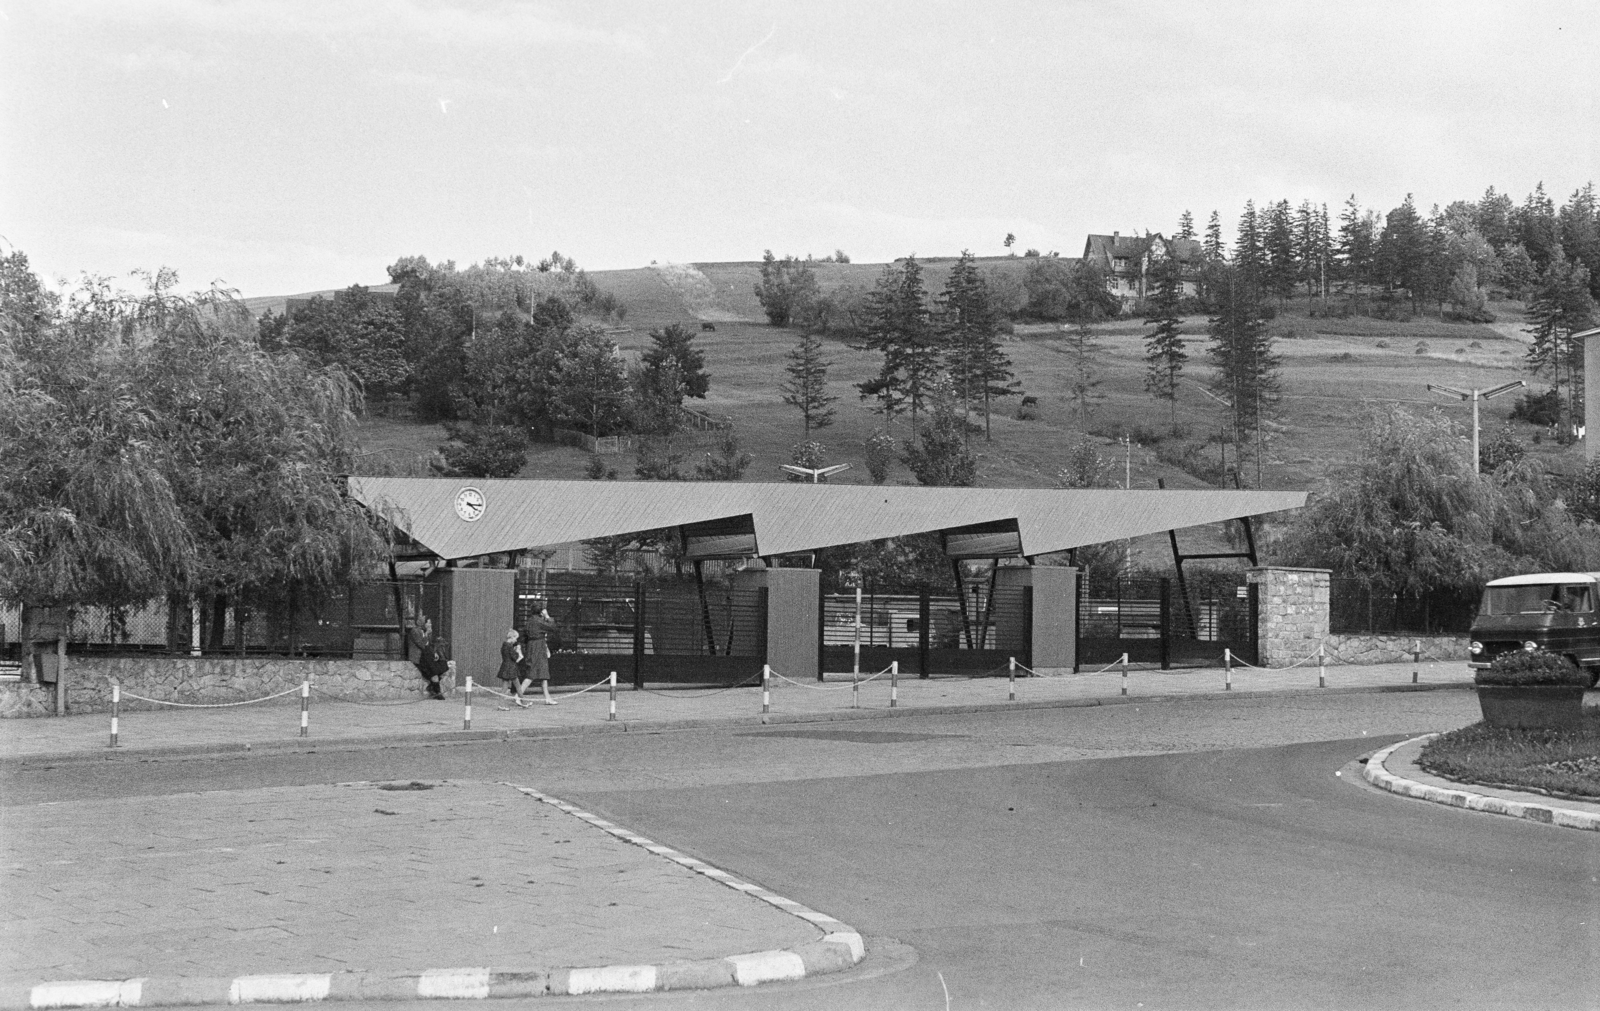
left=0, top=656, right=429, bottom=718
left=732, top=567, right=819, bottom=678
left=994, top=565, right=1077, bottom=673
left=428, top=568, right=515, bottom=688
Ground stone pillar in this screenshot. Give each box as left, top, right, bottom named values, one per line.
left=1245, top=566, right=1330, bottom=667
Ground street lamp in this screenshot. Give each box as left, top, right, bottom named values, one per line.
left=779, top=463, right=852, bottom=483
left=1425, top=379, right=1526, bottom=474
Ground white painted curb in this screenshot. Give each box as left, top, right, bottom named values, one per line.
left=1363, top=735, right=1600, bottom=831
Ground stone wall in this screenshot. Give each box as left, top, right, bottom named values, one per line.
left=0, top=656, right=431, bottom=718
left=1322, top=634, right=1469, bottom=665
left=1246, top=566, right=1330, bottom=667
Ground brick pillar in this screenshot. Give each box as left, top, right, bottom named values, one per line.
left=1245, top=566, right=1330, bottom=667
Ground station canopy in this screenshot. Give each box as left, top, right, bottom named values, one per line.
left=349, top=477, right=1306, bottom=563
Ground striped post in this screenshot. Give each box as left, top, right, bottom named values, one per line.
left=608, top=671, right=617, bottom=722
left=1224, top=648, right=1233, bottom=691
left=1318, top=645, right=1326, bottom=688
left=890, top=660, right=898, bottom=708
left=852, top=587, right=862, bottom=677
left=463, top=676, right=473, bottom=731
left=109, top=682, right=120, bottom=748
left=761, top=665, right=770, bottom=723
left=1121, top=652, right=1128, bottom=695
left=1412, top=640, right=1420, bottom=684
left=1008, top=656, right=1016, bottom=701
left=299, top=680, right=310, bottom=737
left=852, top=666, right=859, bottom=709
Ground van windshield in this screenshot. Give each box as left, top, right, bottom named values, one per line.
left=1480, top=584, right=1595, bottom=615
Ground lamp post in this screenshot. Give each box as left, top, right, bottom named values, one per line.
left=779, top=463, right=852, bottom=484
left=1425, top=380, right=1525, bottom=474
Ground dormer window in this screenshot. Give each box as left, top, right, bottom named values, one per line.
left=1113, top=258, right=1129, bottom=270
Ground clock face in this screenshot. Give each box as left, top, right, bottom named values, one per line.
left=454, top=487, right=486, bottom=522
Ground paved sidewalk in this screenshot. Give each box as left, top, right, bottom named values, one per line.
left=0, top=659, right=1475, bottom=762
left=0, top=779, right=849, bottom=1004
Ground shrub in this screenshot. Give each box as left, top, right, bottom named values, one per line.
left=1476, top=650, right=1589, bottom=687
left=432, top=423, right=528, bottom=478
left=1510, top=389, right=1562, bottom=427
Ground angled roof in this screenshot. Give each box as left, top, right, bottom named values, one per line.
left=348, top=478, right=1306, bottom=562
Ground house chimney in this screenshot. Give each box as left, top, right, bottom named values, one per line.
left=1113, top=231, right=1119, bottom=240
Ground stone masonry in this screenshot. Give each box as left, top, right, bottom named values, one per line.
left=0, top=657, right=431, bottom=718
left=1246, top=566, right=1330, bottom=667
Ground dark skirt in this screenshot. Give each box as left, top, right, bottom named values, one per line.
left=521, top=638, right=550, bottom=681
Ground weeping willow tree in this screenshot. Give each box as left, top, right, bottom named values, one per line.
left=0, top=254, right=388, bottom=652
left=1273, top=404, right=1600, bottom=595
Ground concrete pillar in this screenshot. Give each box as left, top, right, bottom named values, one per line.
left=1245, top=566, right=1330, bottom=666
left=1585, top=328, right=1600, bottom=461
left=730, top=567, right=820, bottom=679
left=425, top=568, right=515, bottom=687
left=993, top=565, right=1078, bottom=674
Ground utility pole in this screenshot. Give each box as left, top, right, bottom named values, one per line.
left=1425, top=380, right=1526, bottom=474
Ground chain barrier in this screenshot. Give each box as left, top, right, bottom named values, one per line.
left=308, top=686, right=430, bottom=707
left=774, top=665, right=894, bottom=691
left=635, top=669, right=766, bottom=699
left=114, top=684, right=303, bottom=708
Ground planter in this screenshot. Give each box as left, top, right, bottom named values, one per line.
left=1476, top=684, right=1586, bottom=731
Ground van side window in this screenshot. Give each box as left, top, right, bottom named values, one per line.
left=1561, top=585, right=1595, bottom=613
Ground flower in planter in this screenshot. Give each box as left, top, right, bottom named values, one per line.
left=1476, top=649, right=1589, bottom=687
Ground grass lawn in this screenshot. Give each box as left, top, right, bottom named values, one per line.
left=1418, top=706, right=1600, bottom=800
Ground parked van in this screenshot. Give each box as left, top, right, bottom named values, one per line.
left=1469, top=572, right=1600, bottom=685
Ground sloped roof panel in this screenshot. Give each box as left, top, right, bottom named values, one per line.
left=348, top=478, right=1305, bottom=562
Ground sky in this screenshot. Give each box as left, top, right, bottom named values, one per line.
left=3, top=0, right=1597, bottom=298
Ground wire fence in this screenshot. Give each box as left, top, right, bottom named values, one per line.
left=1329, top=579, right=1479, bottom=636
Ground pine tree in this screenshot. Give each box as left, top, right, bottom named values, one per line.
left=1263, top=200, right=1297, bottom=303
left=1177, top=210, right=1196, bottom=241
left=1525, top=252, right=1599, bottom=434
left=856, top=257, right=941, bottom=428
left=1206, top=266, right=1279, bottom=486
left=779, top=330, right=837, bottom=434
left=1294, top=201, right=1318, bottom=297
left=1378, top=194, right=1428, bottom=309
left=1203, top=211, right=1226, bottom=261
left=1336, top=195, right=1375, bottom=292
left=1141, top=258, right=1187, bottom=426
left=939, top=250, right=1017, bottom=440
left=1233, top=200, right=1265, bottom=287
left=1064, top=321, right=1106, bottom=427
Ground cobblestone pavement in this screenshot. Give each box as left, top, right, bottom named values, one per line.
left=0, top=660, right=1477, bottom=761
left=0, top=779, right=815, bottom=994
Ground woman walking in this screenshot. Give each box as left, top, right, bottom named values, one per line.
left=518, top=596, right=560, bottom=706
left=496, top=628, right=530, bottom=708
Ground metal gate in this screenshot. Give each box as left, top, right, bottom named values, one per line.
left=1077, top=574, right=1257, bottom=668
left=821, top=584, right=1031, bottom=677
left=517, top=575, right=767, bottom=687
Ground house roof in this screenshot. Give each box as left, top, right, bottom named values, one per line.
left=347, top=478, right=1306, bottom=562
left=1083, top=233, right=1204, bottom=268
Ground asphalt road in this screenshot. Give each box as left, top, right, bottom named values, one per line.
left=5, top=692, right=1597, bottom=1010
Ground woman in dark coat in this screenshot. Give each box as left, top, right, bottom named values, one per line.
left=517, top=597, right=560, bottom=706
left=496, top=628, right=529, bottom=708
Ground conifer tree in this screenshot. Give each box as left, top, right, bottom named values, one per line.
left=1263, top=199, right=1297, bottom=303
left=1233, top=200, right=1265, bottom=287
left=939, top=250, right=1018, bottom=440
left=856, top=256, right=941, bottom=428
left=779, top=329, right=837, bottom=434
left=1524, top=252, right=1598, bottom=433
left=1206, top=266, right=1279, bottom=486
left=1142, top=258, right=1187, bottom=426
left=1203, top=211, right=1226, bottom=261
left=1177, top=210, right=1196, bottom=241
left=1337, top=195, right=1376, bottom=291
left=1064, top=321, right=1106, bottom=427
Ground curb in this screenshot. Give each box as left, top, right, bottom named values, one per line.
left=1362, top=735, right=1600, bottom=832
left=1, top=681, right=1475, bottom=768
left=6, top=786, right=865, bottom=1008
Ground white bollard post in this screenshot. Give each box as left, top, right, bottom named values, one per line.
left=608, top=671, right=617, bottom=722
left=1318, top=645, right=1326, bottom=688
left=1008, top=656, right=1016, bottom=701
left=853, top=587, right=862, bottom=677
left=109, top=682, right=120, bottom=748
left=1121, top=652, right=1128, bottom=696
left=761, top=664, right=771, bottom=723
left=463, top=676, right=473, bottom=731
left=300, top=680, right=310, bottom=737
left=890, top=660, right=898, bottom=708
left=1225, top=648, right=1233, bottom=691
left=1412, top=640, right=1420, bottom=684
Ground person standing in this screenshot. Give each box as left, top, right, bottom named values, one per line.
left=496, top=628, right=529, bottom=708
left=518, top=597, right=560, bottom=706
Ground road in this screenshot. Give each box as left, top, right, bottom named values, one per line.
left=4, top=691, right=1597, bottom=1009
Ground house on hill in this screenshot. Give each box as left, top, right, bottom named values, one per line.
left=1081, top=232, right=1203, bottom=302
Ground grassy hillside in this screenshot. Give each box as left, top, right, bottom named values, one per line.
left=348, top=259, right=1563, bottom=490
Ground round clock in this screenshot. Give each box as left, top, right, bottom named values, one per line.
left=453, top=486, right=486, bottom=522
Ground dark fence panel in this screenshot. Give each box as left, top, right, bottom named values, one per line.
left=1328, top=579, right=1479, bottom=636
left=820, top=584, right=1030, bottom=677
left=3, top=582, right=440, bottom=660
left=1077, top=573, right=1257, bottom=668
